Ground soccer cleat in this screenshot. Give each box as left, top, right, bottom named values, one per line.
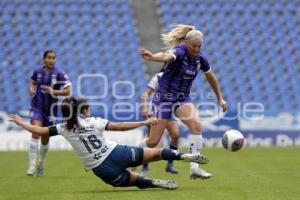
left=190, top=167, right=212, bottom=180
left=165, top=164, right=179, bottom=174
left=152, top=179, right=178, bottom=190
left=181, top=153, right=209, bottom=164
left=36, top=164, right=44, bottom=176
left=26, top=167, right=36, bottom=176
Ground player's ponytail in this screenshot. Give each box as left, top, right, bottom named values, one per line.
left=161, top=24, right=196, bottom=49
left=61, top=97, right=78, bottom=130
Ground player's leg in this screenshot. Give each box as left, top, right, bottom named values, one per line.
left=165, top=120, right=179, bottom=174
left=94, top=167, right=178, bottom=190
left=129, top=170, right=178, bottom=190
left=175, top=102, right=211, bottom=179
left=36, top=130, right=50, bottom=176
left=139, top=120, right=168, bottom=148
left=141, top=126, right=150, bottom=176
left=139, top=101, right=172, bottom=148
left=139, top=120, right=168, bottom=176
left=27, top=120, right=42, bottom=176
left=139, top=102, right=170, bottom=175
left=92, top=145, right=177, bottom=190
left=36, top=117, right=52, bottom=176
left=142, top=147, right=208, bottom=164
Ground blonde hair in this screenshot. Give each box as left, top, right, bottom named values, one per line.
left=161, top=24, right=203, bottom=49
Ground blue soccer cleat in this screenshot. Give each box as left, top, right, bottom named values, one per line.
left=165, top=163, right=179, bottom=174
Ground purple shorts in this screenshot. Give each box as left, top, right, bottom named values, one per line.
left=152, top=97, right=192, bottom=120
left=30, top=108, right=54, bottom=127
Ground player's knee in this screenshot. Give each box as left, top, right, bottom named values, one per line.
left=146, top=138, right=160, bottom=147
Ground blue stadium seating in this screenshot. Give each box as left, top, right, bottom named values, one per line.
left=0, top=0, right=147, bottom=118
left=157, top=0, right=300, bottom=114
left=1, top=0, right=299, bottom=119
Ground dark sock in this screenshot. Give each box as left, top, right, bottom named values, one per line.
left=167, top=144, right=178, bottom=165
left=134, top=176, right=154, bottom=189
left=161, top=148, right=182, bottom=161
left=143, top=163, right=149, bottom=170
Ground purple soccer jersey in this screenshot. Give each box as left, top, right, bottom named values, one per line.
left=157, top=44, right=211, bottom=101
left=30, top=66, right=70, bottom=119
left=151, top=44, right=211, bottom=119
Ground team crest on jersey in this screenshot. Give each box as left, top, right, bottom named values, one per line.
left=185, top=69, right=196, bottom=76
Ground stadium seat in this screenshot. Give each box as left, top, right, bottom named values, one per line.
left=0, top=0, right=146, bottom=117
left=157, top=0, right=300, bottom=114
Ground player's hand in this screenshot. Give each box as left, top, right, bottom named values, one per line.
left=144, top=117, right=158, bottom=126
left=219, top=98, right=228, bottom=112
left=43, top=86, right=54, bottom=95
left=9, top=114, right=24, bottom=126
left=140, top=48, right=154, bottom=60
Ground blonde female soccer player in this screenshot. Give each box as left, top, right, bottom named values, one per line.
left=139, top=24, right=228, bottom=179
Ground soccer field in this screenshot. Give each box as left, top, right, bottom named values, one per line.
left=0, top=147, right=299, bottom=200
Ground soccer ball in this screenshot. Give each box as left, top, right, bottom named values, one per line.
left=222, top=130, right=244, bottom=152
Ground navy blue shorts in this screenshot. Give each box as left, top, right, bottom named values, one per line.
left=92, top=145, right=144, bottom=187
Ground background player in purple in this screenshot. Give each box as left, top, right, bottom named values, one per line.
left=28, top=50, right=71, bottom=176
left=139, top=24, right=228, bottom=179
left=141, top=68, right=180, bottom=175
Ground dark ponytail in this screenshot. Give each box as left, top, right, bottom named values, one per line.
left=61, top=97, right=90, bottom=130
left=61, top=97, right=78, bottom=130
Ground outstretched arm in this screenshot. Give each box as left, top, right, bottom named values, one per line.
left=9, top=115, right=49, bottom=136
left=106, top=118, right=157, bottom=131
left=205, top=71, right=228, bottom=112
left=140, top=48, right=174, bottom=62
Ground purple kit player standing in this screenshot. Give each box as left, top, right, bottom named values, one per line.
left=27, top=50, right=71, bottom=176
left=139, top=24, right=228, bottom=179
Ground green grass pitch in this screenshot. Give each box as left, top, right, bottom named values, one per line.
left=0, top=147, right=299, bottom=200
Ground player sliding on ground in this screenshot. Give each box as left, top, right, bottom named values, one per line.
left=9, top=97, right=208, bottom=190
